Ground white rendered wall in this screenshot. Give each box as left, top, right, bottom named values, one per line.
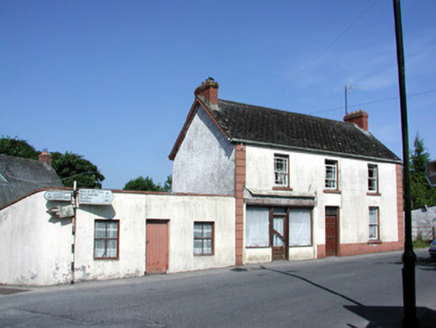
left=172, top=106, right=236, bottom=195
left=74, top=193, right=147, bottom=282
left=146, top=194, right=235, bottom=273
left=74, top=192, right=235, bottom=282
left=244, top=145, right=400, bottom=261
left=0, top=192, right=72, bottom=286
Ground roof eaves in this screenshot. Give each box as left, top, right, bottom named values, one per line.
left=229, top=137, right=402, bottom=164
left=169, top=97, right=230, bottom=160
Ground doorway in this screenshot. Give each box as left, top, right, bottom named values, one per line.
left=325, top=207, right=339, bottom=256
left=271, top=208, right=288, bottom=260
left=146, top=219, right=169, bottom=274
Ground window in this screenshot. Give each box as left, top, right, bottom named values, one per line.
left=246, top=207, right=270, bottom=247
left=94, top=220, right=119, bottom=259
left=194, top=222, right=214, bottom=255
left=274, top=155, right=289, bottom=187
left=368, top=164, right=378, bottom=192
left=369, top=207, right=379, bottom=240
left=289, top=208, right=312, bottom=246
left=325, top=160, right=338, bottom=190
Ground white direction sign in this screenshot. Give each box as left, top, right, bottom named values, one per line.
left=79, top=189, right=113, bottom=205
left=44, top=190, right=73, bottom=202
left=47, top=205, right=75, bottom=219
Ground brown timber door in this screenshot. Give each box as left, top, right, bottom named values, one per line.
left=325, top=207, right=339, bottom=256
left=271, top=208, right=288, bottom=260
left=146, top=219, right=169, bottom=274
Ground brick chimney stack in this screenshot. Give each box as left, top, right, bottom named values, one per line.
left=38, top=151, right=52, bottom=167
left=194, top=78, right=219, bottom=105
left=344, top=110, right=368, bottom=131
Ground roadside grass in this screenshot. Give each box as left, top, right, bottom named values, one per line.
left=413, top=236, right=432, bottom=249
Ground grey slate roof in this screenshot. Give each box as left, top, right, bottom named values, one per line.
left=207, top=99, right=400, bottom=162
left=0, top=155, right=63, bottom=208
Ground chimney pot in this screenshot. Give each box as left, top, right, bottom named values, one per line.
left=194, top=78, right=219, bottom=105
left=38, top=151, right=52, bottom=167
left=344, top=110, right=368, bottom=131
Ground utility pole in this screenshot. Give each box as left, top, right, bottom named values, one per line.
left=392, top=1, right=419, bottom=327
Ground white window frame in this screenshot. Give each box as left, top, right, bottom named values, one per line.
left=368, top=164, right=378, bottom=193
left=369, top=207, right=379, bottom=241
left=274, top=154, right=289, bottom=187
left=325, top=160, right=338, bottom=190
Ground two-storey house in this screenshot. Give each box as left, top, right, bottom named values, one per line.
left=170, top=78, right=404, bottom=265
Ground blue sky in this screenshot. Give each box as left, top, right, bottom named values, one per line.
left=1, top=0, right=435, bottom=189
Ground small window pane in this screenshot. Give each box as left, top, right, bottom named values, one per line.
left=203, top=239, right=213, bottom=254
left=194, top=239, right=203, bottom=255
left=94, top=240, right=106, bottom=258
left=203, top=223, right=212, bottom=238
left=107, top=222, right=118, bottom=238
left=95, top=222, right=107, bottom=238
left=194, top=223, right=202, bottom=238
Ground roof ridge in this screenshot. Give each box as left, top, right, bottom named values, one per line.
left=218, top=98, right=351, bottom=127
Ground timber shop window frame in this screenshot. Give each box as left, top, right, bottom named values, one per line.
left=368, top=207, right=380, bottom=241
left=94, top=220, right=120, bottom=260
left=194, top=222, right=214, bottom=256
left=368, top=164, right=379, bottom=193
left=325, top=159, right=338, bottom=190
left=274, top=154, right=289, bottom=187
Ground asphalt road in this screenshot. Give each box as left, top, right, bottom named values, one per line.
left=1, top=249, right=435, bottom=328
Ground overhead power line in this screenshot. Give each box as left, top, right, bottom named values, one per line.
left=309, top=89, right=436, bottom=115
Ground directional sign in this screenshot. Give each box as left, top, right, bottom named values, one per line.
left=78, top=189, right=113, bottom=205
left=426, top=160, right=436, bottom=187
left=47, top=205, right=75, bottom=218
left=44, top=190, right=73, bottom=202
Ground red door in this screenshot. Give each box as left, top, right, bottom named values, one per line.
left=146, top=220, right=169, bottom=274
left=325, top=207, right=338, bottom=257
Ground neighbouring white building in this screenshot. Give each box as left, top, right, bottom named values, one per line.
left=0, top=79, right=404, bottom=286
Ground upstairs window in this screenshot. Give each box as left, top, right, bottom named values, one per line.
left=274, top=155, right=289, bottom=187
left=325, top=160, right=338, bottom=190
left=368, top=164, right=378, bottom=192
left=94, top=220, right=119, bottom=259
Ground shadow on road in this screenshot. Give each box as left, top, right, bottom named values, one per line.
left=262, top=266, right=436, bottom=328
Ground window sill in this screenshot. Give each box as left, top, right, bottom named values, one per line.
left=194, top=254, right=214, bottom=257
left=273, top=186, right=293, bottom=191
left=367, top=192, right=381, bottom=196
left=323, top=189, right=341, bottom=194
left=246, top=246, right=270, bottom=249
left=367, top=240, right=382, bottom=245
left=94, top=257, right=120, bottom=261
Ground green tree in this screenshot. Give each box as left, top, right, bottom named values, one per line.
left=51, top=152, right=105, bottom=189
left=123, top=176, right=162, bottom=192
left=409, top=134, right=436, bottom=209
left=162, top=175, right=172, bottom=192
left=0, top=136, right=39, bottom=159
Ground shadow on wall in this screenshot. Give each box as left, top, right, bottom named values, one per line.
left=78, top=204, right=116, bottom=219
left=46, top=201, right=116, bottom=223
